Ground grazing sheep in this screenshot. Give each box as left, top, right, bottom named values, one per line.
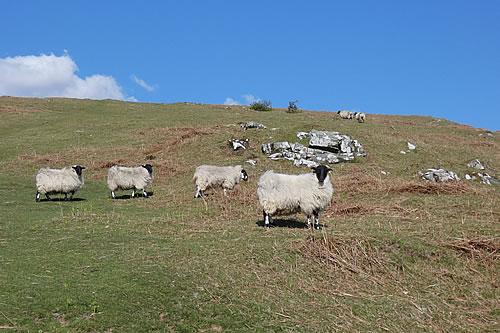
left=193, top=165, right=248, bottom=198
left=337, top=110, right=353, bottom=119
left=354, top=112, right=366, bottom=123
left=257, top=165, right=334, bottom=229
left=35, top=165, right=86, bottom=202
left=107, top=164, right=153, bottom=199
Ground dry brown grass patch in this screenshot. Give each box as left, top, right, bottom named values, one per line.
left=390, top=181, right=474, bottom=195
left=18, top=152, right=66, bottom=165
left=442, top=237, right=499, bottom=261
left=0, top=105, right=40, bottom=113
left=324, top=201, right=420, bottom=219
left=297, top=234, right=396, bottom=283
left=335, top=167, right=479, bottom=196
left=98, top=159, right=128, bottom=169
left=335, top=167, right=388, bottom=194
left=146, top=126, right=216, bottom=151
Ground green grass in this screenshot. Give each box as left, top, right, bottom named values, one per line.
left=0, top=96, right=498, bottom=332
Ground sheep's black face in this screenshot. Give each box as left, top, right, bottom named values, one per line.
left=72, top=165, right=86, bottom=176
left=241, top=169, right=248, bottom=181
left=142, top=164, right=153, bottom=176
left=312, top=165, right=331, bottom=187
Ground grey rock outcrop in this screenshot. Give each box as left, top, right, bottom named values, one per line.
left=419, top=168, right=460, bottom=182
left=262, top=130, right=366, bottom=167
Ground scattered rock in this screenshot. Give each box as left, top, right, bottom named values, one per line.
left=467, top=159, right=485, bottom=170
left=400, top=151, right=407, bottom=155
left=245, top=159, right=257, bottom=166
left=465, top=174, right=474, bottom=180
left=381, top=171, right=388, bottom=175
left=240, top=121, right=266, bottom=130
left=407, top=142, right=416, bottom=150
left=262, top=130, right=365, bottom=167
left=229, top=139, right=249, bottom=151
left=479, top=131, right=494, bottom=138
left=293, top=158, right=319, bottom=168
left=419, top=168, right=460, bottom=182
left=477, top=173, right=499, bottom=185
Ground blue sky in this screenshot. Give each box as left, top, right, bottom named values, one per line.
left=1, top=0, right=499, bottom=130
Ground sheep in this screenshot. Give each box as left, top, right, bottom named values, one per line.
left=337, top=110, right=353, bottom=119
left=354, top=112, right=366, bottom=123
left=107, top=164, right=153, bottom=199
left=35, top=165, right=86, bottom=202
left=193, top=165, right=248, bottom=198
left=257, top=165, right=334, bottom=229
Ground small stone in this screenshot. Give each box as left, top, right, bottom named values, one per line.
left=467, top=159, right=485, bottom=170
left=477, top=173, right=499, bottom=185
left=407, top=142, right=416, bottom=150
left=229, top=139, right=248, bottom=151
left=240, top=121, right=266, bottom=130
left=245, top=159, right=257, bottom=166
left=400, top=151, right=407, bottom=154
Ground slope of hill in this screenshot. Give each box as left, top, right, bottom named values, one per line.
left=0, top=97, right=498, bottom=332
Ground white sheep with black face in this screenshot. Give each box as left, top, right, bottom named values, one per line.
left=257, top=165, right=334, bottom=229
left=107, top=164, right=153, bottom=199
left=337, top=110, right=353, bottom=119
left=354, top=112, right=366, bottom=123
left=193, top=165, right=248, bottom=198
left=35, top=165, right=86, bottom=201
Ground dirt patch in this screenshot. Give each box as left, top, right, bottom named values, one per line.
left=52, top=312, right=68, bottom=326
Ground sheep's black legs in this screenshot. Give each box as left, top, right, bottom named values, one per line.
left=194, top=186, right=203, bottom=198
left=307, top=215, right=312, bottom=228
left=313, top=211, right=320, bottom=230
left=35, top=191, right=40, bottom=202
left=69, top=191, right=75, bottom=201
left=64, top=193, right=68, bottom=201
left=45, top=193, right=51, bottom=201
left=142, top=189, right=148, bottom=197
left=263, top=210, right=271, bottom=228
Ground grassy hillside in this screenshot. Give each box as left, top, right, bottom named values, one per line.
left=0, top=97, right=498, bottom=332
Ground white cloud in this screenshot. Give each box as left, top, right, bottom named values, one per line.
left=223, top=97, right=241, bottom=105
left=243, top=94, right=260, bottom=104
left=0, top=53, right=126, bottom=100
left=224, top=94, right=260, bottom=106
left=131, top=75, right=155, bottom=92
